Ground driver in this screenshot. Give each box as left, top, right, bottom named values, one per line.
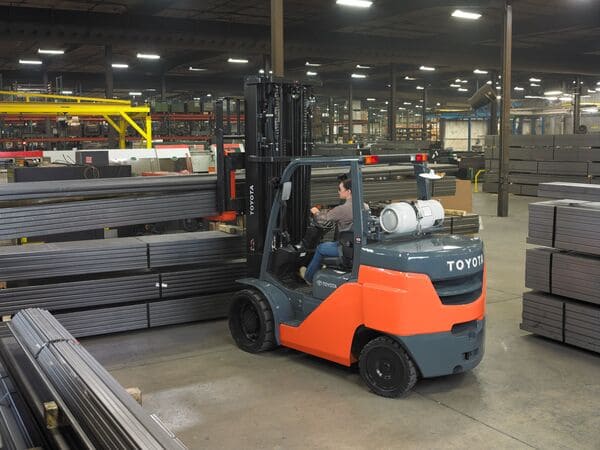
left=300, top=178, right=355, bottom=284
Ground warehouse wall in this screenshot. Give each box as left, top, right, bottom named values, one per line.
left=442, top=120, right=488, bottom=151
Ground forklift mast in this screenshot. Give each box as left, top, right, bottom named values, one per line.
left=243, top=76, right=314, bottom=276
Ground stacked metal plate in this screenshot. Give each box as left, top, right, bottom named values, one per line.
left=0, top=237, right=148, bottom=281
left=0, top=273, right=160, bottom=316
left=149, top=293, right=233, bottom=328
left=448, top=214, right=480, bottom=234
left=160, top=261, right=246, bottom=298
left=0, top=191, right=217, bottom=239
left=564, top=302, right=600, bottom=353
left=520, top=291, right=564, bottom=341
left=4, top=309, right=186, bottom=448
left=54, top=303, right=149, bottom=338
left=538, top=182, right=600, bottom=201
left=140, top=231, right=245, bottom=268
left=525, top=247, right=554, bottom=293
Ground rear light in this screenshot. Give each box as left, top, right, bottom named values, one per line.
left=363, top=155, right=380, bottom=165
left=415, top=153, right=428, bottom=162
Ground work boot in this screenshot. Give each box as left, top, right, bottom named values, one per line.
left=299, top=266, right=311, bottom=286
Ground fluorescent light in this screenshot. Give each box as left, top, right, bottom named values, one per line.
left=403, top=102, right=412, bottom=105
left=356, top=64, right=372, bottom=69
left=545, top=96, right=558, bottom=101
left=450, top=84, right=461, bottom=88
left=228, top=58, right=248, bottom=64
left=38, top=49, right=64, bottom=55
left=473, top=69, right=488, bottom=74
left=380, top=109, right=387, bottom=112
left=398, top=107, right=406, bottom=110
left=336, top=0, right=373, bottom=8
left=486, top=80, right=493, bottom=85
left=306, top=61, right=321, bottom=67
left=306, top=71, right=318, bottom=76
left=206, top=94, right=212, bottom=97
left=366, top=98, right=376, bottom=101
left=416, top=105, right=423, bottom=108
left=461, top=80, right=468, bottom=84
left=458, top=88, right=469, bottom=92
left=451, top=9, right=482, bottom=20
left=137, top=53, right=160, bottom=60
left=530, top=83, right=540, bottom=87
left=588, top=89, right=597, bottom=93
left=419, top=65, right=435, bottom=71
left=61, top=90, right=73, bottom=95
left=404, top=76, right=416, bottom=80
left=19, top=59, right=42, bottom=65
left=112, top=63, right=129, bottom=69
left=129, top=91, right=142, bottom=96
left=193, top=97, right=201, bottom=101
left=351, top=73, right=367, bottom=79
left=189, top=66, right=207, bottom=71
left=559, top=96, right=573, bottom=101
left=436, top=102, right=441, bottom=106
left=385, top=101, right=389, bottom=105
left=416, top=86, right=425, bottom=90
left=583, top=107, right=599, bottom=113
left=145, top=88, right=157, bottom=92
left=525, top=95, right=544, bottom=99
left=514, top=86, right=525, bottom=91
left=544, top=90, right=562, bottom=96
left=529, top=77, right=541, bottom=82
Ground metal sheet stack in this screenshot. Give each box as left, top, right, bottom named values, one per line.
left=0, top=231, right=245, bottom=338
left=522, top=195, right=600, bottom=353
left=0, top=308, right=186, bottom=448
left=483, top=134, right=600, bottom=196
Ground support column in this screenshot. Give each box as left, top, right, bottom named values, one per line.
left=105, top=45, right=114, bottom=99
left=467, top=117, right=472, bottom=151
left=236, top=98, right=242, bottom=134
left=497, top=0, right=512, bottom=217
left=348, top=83, right=353, bottom=143
left=226, top=98, right=232, bottom=135
left=389, top=64, right=397, bottom=141
left=160, top=74, right=167, bottom=101
left=489, top=71, right=498, bottom=135
left=270, top=0, right=284, bottom=77
left=328, top=96, right=335, bottom=143
left=573, top=75, right=581, bottom=134
left=422, top=87, right=428, bottom=140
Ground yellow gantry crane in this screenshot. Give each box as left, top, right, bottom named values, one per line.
left=0, top=90, right=153, bottom=149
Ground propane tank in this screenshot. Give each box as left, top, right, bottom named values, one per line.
left=379, top=200, right=445, bottom=235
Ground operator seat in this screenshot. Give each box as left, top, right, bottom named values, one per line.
left=321, top=230, right=354, bottom=270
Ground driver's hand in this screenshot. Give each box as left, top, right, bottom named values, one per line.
left=310, top=207, right=320, bottom=215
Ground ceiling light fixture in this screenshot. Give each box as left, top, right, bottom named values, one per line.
left=351, top=73, right=367, bottom=78
left=306, top=71, right=318, bottom=76
left=514, top=86, right=525, bottom=91
left=189, top=66, right=207, bottom=71
left=19, top=59, right=42, bottom=65
left=403, top=102, right=412, bottom=105
left=129, top=91, right=142, bottom=96
left=416, top=86, right=425, bottom=90
left=419, top=65, right=435, bottom=71
left=137, top=53, right=160, bottom=60
left=404, top=76, right=416, bottom=80
left=336, top=0, right=373, bottom=8
left=559, top=96, right=573, bottom=101
left=486, top=80, right=493, bottom=85
left=366, top=97, right=376, bottom=101
left=544, top=90, right=563, bottom=96
left=306, top=62, right=321, bottom=67
left=228, top=58, right=249, bottom=64
left=529, top=77, right=541, bottom=82
left=38, top=49, right=64, bottom=55
left=588, top=89, right=597, bottom=93
left=61, top=90, right=73, bottom=95
left=356, top=64, right=372, bottom=69
left=112, top=63, right=129, bottom=69
left=458, top=88, right=469, bottom=92
left=473, top=69, right=488, bottom=74
left=530, top=83, right=540, bottom=87
left=451, top=9, right=482, bottom=20
left=583, top=107, right=599, bottom=113
left=450, top=84, right=461, bottom=88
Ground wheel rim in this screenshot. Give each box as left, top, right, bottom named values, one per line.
left=239, top=300, right=260, bottom=342
left=365, top=347, right=403, bottom=392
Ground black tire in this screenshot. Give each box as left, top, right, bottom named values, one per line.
left=359, top=336, right=417, bottom=397
left=228, top=289, right=276, bottom=353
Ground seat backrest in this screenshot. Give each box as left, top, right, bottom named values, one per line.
left=338, top=230, right=354, bottom=265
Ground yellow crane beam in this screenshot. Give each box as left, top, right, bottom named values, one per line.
left=0, top=91, right=152, bottom=149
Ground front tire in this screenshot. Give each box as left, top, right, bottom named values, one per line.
left=228, top=289, right=276, bottom=353
left=359, top=336, right=417, bottom=397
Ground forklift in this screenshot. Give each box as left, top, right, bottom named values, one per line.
left=219, top=77, right=485, bottom=397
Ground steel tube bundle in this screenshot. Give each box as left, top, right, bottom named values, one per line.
left=7, top=308, right=186, bottom=449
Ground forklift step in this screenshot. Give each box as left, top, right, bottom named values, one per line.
left=282, top=320, right=302, bottom=327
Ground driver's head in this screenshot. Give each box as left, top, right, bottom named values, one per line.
left=338, top=179, right=352, bottom=200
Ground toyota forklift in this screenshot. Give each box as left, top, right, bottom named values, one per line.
left=219, top=77, right=485, bottom=397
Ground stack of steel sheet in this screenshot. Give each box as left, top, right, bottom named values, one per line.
left=538, top=182, right=600, bottom=201
left=140, top=231, right=244, bottom=268
left=0, top=238, right=148, bottom=281
left=0, top=273, right=159, bottom=316
left=313, top=144, right=359, bottom=156
left=160, top=261, right=246, bottom=298
left=564, top=302, right=600, bottom=352
left=520, top=291, right=564, bottom=341
left=524, top=247, right=553, bottom=293
left=2, top=308, right=186, bottom=448
left=149, top=293, right=233, bottom=328
left=0, top=191, right=217, bottom=239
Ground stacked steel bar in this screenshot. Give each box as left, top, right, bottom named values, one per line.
left=484, top=134, right=600, bottom=196
left=523, top=195, right=600, bottom=353
left=2, top=308, right=186, bottom=449
left=538, top=182, right=600, bottom=201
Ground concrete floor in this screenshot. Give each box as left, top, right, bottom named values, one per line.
left=84, top=193, right=600, bottom=449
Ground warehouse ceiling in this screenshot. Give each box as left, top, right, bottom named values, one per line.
left=0, top=0, right=599, bottom=104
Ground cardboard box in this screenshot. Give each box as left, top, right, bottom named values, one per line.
left=435, top=179, right=473, bottom=213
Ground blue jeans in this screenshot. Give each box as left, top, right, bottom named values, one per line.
left=305, top=241, right=339, bottom=282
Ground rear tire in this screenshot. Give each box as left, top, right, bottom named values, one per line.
left=228, top=289, right=276, bottom=353
left=359, top=336, right=417, bottom=397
